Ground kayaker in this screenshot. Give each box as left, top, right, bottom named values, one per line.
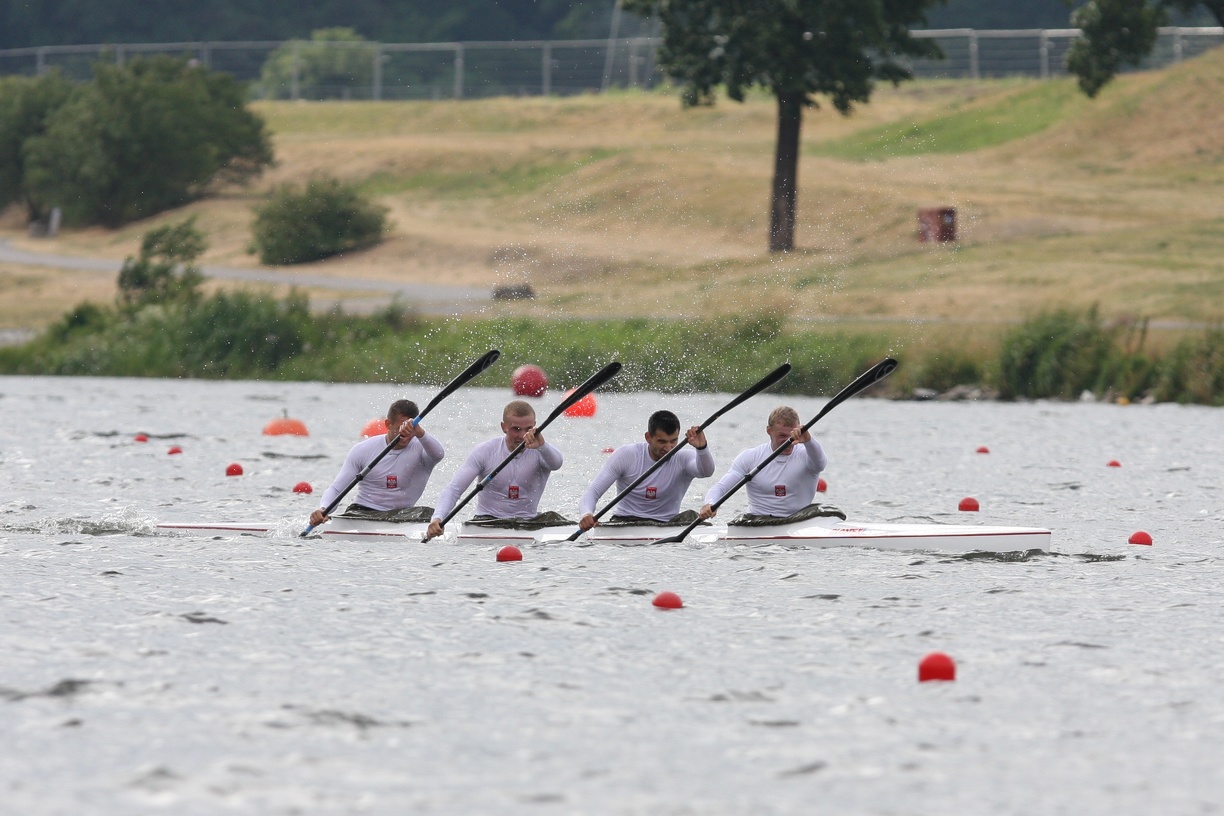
left=698, top=406, right=827, bottom=519
left=308, top=399, right=445, bottom=527
left=426, top=400, right=564, bottom=538
left=577, top=410, right=713, bottom=530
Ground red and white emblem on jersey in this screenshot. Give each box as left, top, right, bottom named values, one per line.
left=508, top=485, right=520, bottom=500
left=645, top=486, right=657, bottom=500
left=774, top=485, right=786, bottom=497
left=386, top=475, right=398, bottom=489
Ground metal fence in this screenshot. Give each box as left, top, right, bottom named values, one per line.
left=1, top=27, right=1220, bottom=99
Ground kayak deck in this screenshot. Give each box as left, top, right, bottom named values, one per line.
left=157, top=517, right=1051, bottom=553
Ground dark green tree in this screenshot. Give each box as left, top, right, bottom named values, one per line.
left=1067, top=0, right=1224, bottom=97
left=0, top=72, right=73, bottom=220
left=21, top=55, right=273, bottom=227
left=623, top=0, right=944, bottom=252
left=116, top=217, right=207, bottom=309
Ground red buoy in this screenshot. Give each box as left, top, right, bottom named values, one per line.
left=511, top=365, right=548, bottom=397
left=361, top=418, right=388, bottom=438
left=263, top=416, right=309, bottom=436
left=562, top=389, right=597, bottom=418
left=976, top=446, right=990, bottom=454
left=958, top=497, right=979, bottom=512
left=1129, top=530, right=1153, bottom=546
left=918, top=652, right=956, bottom=682
left=601, top=446, right=615, bottom=454
left=225, top=463, right=243, bottom=476
left=817, top=477, right=828, bottom=493
left=167, top=446, right=183, bottom=455
left=134, top=433, right=149, bottom=443
left=1107, top=460, right=1121, bottom=468
left=652, top=591, right=683, bottom=609
left=496, top=545, right=523, bottom=562
left=292, top=481, right=313, bottom=494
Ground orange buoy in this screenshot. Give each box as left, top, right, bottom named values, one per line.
left=562, top=389, right=597, bottom=418
left=361, top=418, right=388, bottom=438
left=263, top=412, right=309, bottom=436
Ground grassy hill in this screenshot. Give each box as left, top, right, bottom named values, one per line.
left=3, top=45, right=1223, bottom=356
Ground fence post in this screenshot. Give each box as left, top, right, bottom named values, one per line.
left=542, top=42, right=552, bottom=96
left=201, top=43, right=211, bottom=69
left=453, top=43, right=464, bottom=99
left=36, top=46, right=46, bottom=76
left=116, top=45, right=125, bottom=66
left=1174, top=27, right=1184, bottom=62
left=373, top=43, right=383, bottom=100
left=969, top=31, right=979, bottom=80
left=629, top=38, right=639, bottom=87
left=1039, top=30, right=1050, bottom=79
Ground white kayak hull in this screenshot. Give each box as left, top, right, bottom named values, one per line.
left=718, top=517, right=1050, bottom=553
left=158, top=516, right=1050, bottom=553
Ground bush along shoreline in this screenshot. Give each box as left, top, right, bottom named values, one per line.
left=0, top=225, right=1220, bottom=404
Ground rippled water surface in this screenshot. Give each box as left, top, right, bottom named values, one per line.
left=2, top=375, right=1222, bottom=814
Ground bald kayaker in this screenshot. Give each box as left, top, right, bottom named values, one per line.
left=309, top=399, right=445, bottom=527
left=577, top=410, right=713, bottom=529
left=698, top=406, right=827, bottom=519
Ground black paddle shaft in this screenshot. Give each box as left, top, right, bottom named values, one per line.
left=652, top=358, right=899, bottom=545
left=424, top=360, right=623, bottom=539
left=566, top=362, right=793, bottom=542
left=300, top=349, right=501, bottom=537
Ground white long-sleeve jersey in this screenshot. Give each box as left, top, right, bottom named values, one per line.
left=703, top=438, right=827, bottom=517
left=432, top=437, right=564, bottom=521
left=319, top=431, right=445, bottom=512
left=579, top=441, right=714, bottom=520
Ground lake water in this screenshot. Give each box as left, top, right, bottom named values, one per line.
left=2, top=374, right=1222, bottom=814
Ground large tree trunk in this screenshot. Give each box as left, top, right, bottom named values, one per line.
left=769, top=92, right=804, bottom=253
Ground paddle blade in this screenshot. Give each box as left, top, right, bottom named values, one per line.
left=699, top=362, right=792, bottom=429
left=804, top=357, right=899, bottom=430
left=417, top=349, right=501, bottom=421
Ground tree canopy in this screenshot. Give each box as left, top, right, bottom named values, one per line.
left=7, top=55, right=273, bottom=227
left=625, top=0, right=944, bottom=252
left=1067, top=0, right=1224, bottom=96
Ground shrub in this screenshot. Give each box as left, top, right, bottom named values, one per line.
left=250, top=175, right=389, bottom=265
left=995, top=307, right=1115, bottom=399
left=117, top=218, right=206, bottom=309
left=1154, top=329, right=1224, bottom=405
left=22, top=55, right=272, bottom=227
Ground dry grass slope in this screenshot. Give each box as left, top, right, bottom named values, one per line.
left=2, top=47, right=1223, bottom=348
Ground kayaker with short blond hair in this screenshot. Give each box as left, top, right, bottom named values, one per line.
left=699, top=405, right=827, bottom=519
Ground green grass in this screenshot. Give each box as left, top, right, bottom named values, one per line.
left=356, top=148, right=619, bottom=198
left=811, top=79, right=1081, bottom=159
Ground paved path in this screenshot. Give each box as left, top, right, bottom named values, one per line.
left=0, top=240, right=491, bottom=314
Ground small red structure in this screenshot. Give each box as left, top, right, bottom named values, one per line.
left=918, top=207, right=957, bottom=243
